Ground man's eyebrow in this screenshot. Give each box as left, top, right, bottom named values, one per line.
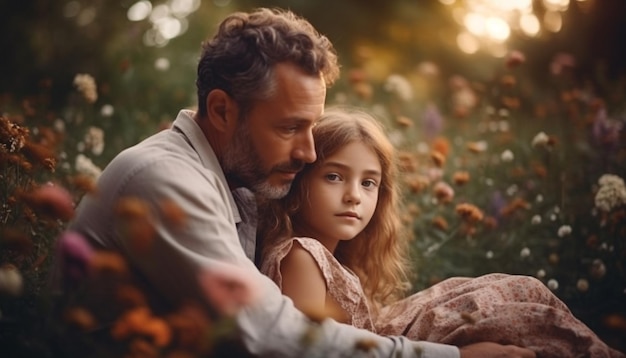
left=322, top=161, right=382, bottom=177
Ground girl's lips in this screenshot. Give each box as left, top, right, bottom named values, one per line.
left=336, top=212, right=360, bottom=219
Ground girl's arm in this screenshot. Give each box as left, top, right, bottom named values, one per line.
left=280, top=241, right=327, bottom=315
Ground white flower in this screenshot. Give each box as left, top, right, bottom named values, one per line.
left=547, top=279, right=559, bottom=291
left=75, top=154, right=102, bottom=180
left=498, top=120, right=510, bottom=132
left=590, top=259, right=606, bottom=280
left=384, top=74, right=413, bottom=102
left=531, top=131, right=549, bottom=148
left=594, top=174, right=626, bottom=212
left=536, top=269, right=546, bottom=278
left=520, top=247, right=531, bottom=258
left=453, top=87, right=477, bottom=109
left=557, top=225, right=572, bottom=237
left=154, top=57, right=170, bottom=71
left=576, top=279, right=589, bottom=292
left=100, top=104, right=114, bottom=117
left=598, top=174, right=625, bottom=187
left=501, top=149, right=514, bottom=162
left=54, top=118, right=66, bottom=132
left=84, top=126, right=105, bottom=156
left=73, top=73, right=98, bottom=103
left=0, top=264, right=23, bottom=296
left=531, top=215, right=542, bottom=225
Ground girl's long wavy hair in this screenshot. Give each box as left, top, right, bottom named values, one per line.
left=259, top=106, right=412, bottom=307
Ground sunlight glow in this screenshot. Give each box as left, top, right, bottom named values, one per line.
left=169, top=0, right=201, bottom=18
left=520, top=14, right=540, bottom=36
left=441, top=0, right=583, bottom=55
left=464, top=12, right=486, bottom=36
left=543, top=0, right=570, bottom=11
left=127, top=1, right=152, bottom=22
left=485, top=17, right=510, bottom=42
left=544, top=11, right=563, bottom=32
left=457, top=32, right=479, bottom=54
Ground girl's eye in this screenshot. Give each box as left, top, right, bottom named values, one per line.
left=362, top=179, right=378, bottom=188
left=325, top=173, right=341, bottom=181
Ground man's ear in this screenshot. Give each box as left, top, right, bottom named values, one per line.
left=206, top=89, right=236, bottom=132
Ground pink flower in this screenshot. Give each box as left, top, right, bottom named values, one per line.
left=57, top=231, right=95, bottom=285
left=505, top=50, right=526, bottom=69
left=550, top=52, right=576, bottom=76
left=198, top=261, right=260, bottom=317
left=24, top=183, right=75, bottom=221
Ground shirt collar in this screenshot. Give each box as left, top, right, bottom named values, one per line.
left=171, top=109, right=242, bottom=223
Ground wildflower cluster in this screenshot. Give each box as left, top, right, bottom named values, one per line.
left=332, top=48, right=626, bottom=350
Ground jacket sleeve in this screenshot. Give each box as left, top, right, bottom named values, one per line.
left=72, top=153, right=460, bottom=358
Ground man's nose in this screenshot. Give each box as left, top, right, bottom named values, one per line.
left=293, top=130, right=316, bottom=163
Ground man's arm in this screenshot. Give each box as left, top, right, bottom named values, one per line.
left=92, top=157, right=532, bottom=358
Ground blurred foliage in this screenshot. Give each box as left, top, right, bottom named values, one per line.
left=1, top=0, right=626, bottom=355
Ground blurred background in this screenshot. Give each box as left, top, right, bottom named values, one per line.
left=1, top=0, right=625, bottom=354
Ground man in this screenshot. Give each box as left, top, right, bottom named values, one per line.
left=65, top=8, right=535, bottom=358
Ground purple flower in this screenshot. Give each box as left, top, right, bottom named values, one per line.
left=592, top=108, right=623, bottom=150
left=57, top=231, right=95, bottom=285
left=422, top=103, right=444, bottom=140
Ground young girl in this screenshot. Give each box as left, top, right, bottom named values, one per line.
left=259, top=107, right=624, bottom=358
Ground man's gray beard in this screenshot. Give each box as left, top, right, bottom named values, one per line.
left=222, top=126, right=291, bottom=199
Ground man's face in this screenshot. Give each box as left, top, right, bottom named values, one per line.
left=222, top=63, right=326, bottom=199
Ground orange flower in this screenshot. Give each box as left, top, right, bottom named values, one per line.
left=159, top=199, right=187, bottom=228
left=405, top=175, right=430, bottom=193
left=90, top=251, right=128, bottom=276
left=455, top=203, right=484, bottom=223
left=355, top=339, right=379, bottom=352
left=430, top=150, right=446, bottom=168
left=396, top=116, right=414, bottom=128
left=500, top=198, right=531, bottom=218
left=482, top=216, right=498, bottom=230
left=116, top=197, right=156, bottom=252
left=406, top=203, right=420, bottom=216
left=116, top=284, right=147, bottom=309
left=142, top=317, right=172, bottom=347
left=466, top=141, right=487, bottom=154
left=64, top=307, right=96, bottom=331
left=500, top=74, right=517, bottom=87
left=501, top=96, right=521, bottom=109
left=166, top=303, right=212, bottom=351
left=452, top=171, right=470, bottom=186
left=431, top=137, right=450, bottom=157
left=21, top=141, right=56, bottom=171
left=68, top=174, right=98, bottom=194
left=397, top=151, right=418, bottom=173
left=532, top=163, right=548, bottom=178
left=432, top=216, right=449, bottom=231
left=433, top=181, right=454, bottom=203
left=352, top=82, right=373, bottom=101
left=0, top=228, right=33, bottom=254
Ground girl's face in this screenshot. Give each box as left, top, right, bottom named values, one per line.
left=294, top=141, right=381, bottom=252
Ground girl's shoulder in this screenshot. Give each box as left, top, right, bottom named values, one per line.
left=260, top=237, right=339, bottom=286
